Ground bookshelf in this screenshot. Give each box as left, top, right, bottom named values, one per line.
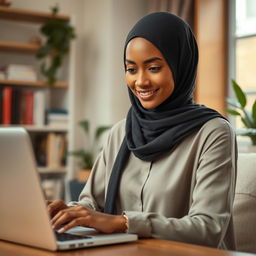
left=0, top=6, right=74, bottom=201
left=0, top=6, right=69, bottom=23
left=0, top=79, right=68, bottom=88
left=0, top=41, right=40, bottom=53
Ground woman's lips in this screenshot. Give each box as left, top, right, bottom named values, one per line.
left=136, top=89, right=159, bottom=100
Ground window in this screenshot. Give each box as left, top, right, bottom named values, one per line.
left=229, top=0, right=256, bottom=129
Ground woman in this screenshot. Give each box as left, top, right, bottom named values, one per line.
left=49, top=12, right=237, bottom=249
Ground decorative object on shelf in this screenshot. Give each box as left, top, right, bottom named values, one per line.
left=46, top=109, right=68, bottom=127
left=0, top=71, right=5, bottom=79
left=227, top=79, right=256, bottom=145
left=36, top=5, right=75, bottom=86
left=0, top=0, right=11, bottom=7
left=3, top=64, right=37, bottom=81
left=69, top=120, right=111, bottom=170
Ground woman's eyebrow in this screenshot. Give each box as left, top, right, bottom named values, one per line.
left=125, top=57, right=163, bottom=65
left=143, top=57, right=162, bottom=64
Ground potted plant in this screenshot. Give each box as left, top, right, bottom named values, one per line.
left=227, top=80, right=256, bottom=145
left=36, top=5, right=76, bottom=86
left=69, top=120, right=111, bottom=181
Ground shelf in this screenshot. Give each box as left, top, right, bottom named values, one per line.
left=0, top=124, right=69, bottom=132
left=25, top=125, right=69, bottom=132
left=38, top=167, right=67, bottom=175
left=0, top=6, right=69, bottom=23
left=0, top=41, right=40, bottom=53
left=0, top=79, right=68, bottom=88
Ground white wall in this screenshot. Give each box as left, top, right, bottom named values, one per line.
left=81, top=0, right=148, bottom=128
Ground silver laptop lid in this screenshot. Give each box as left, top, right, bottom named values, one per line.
left=0, top=127, right=138, bottom=251
left=0, top=127, right=57, bottom=251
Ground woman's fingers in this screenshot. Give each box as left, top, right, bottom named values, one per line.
left=58, top=217, right=89, bottom=233
left=51, top=206, right=88, bottom=229
left=46, top=200, right=53, bottom=206
left=50, top=205, right=125, bottom=234
left=47, top=199, right=68, bottom=218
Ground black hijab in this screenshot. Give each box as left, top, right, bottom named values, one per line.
left=104, top=12, right=224, bottom=214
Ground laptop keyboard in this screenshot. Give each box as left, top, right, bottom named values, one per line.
left=55, top=231, right=91, bottom=241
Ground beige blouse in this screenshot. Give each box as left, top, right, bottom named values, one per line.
left=72, top=117, right=237, bottom=249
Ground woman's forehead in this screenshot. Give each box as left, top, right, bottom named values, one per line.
left=125, top=37, right=164, bottom=58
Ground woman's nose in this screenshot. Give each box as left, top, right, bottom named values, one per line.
left=135, top=71, right=150, bottom=87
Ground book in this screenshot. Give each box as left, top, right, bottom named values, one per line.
left=57, top=134, right=67, bottom=166
left=33, top=133, right=47, bottom=167
left=46, top=133, right=66, bottom=169
left=4, top=64, right=37, bottom=81
left=33, top=90, right=46, bottom=126
left=0, top=87, right=3, bottom=124
left=2, top=87, right=12, bottom=125
left=24, top=90, right=34, bottom=125
left=46, top=109, right=68, bottom=127
left=11, top=88, right=22, bottom=124
left=46, top=133, right=56, bottom=168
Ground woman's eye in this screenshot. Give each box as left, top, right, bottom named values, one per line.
left=126, top=68, right=136, bottom=74
left=149, top=66, right=161, bottom=72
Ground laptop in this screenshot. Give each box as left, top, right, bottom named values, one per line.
left=0, top=127, right=137, bottom=251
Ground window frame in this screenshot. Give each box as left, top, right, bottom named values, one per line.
left=228, top=0, right=256, bottom=129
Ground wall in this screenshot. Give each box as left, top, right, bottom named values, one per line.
left=81, top=0, right=148, bottom=128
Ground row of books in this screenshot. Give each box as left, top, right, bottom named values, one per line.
left=0, top=86, right=68, bottom=126
left=33, top=132, right=67, bottom=169
left=0, top=86, right=36, bottom=125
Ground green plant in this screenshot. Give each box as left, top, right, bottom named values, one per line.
left=69, top=120, right=111, bottom=169
left=227, top=79, right=256, bottom=145
left=36, top=5, right=76, bottom=86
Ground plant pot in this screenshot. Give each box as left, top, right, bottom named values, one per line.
left=76, top=169, right=91, bottom=182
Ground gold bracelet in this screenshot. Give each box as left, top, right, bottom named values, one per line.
left=122, top=214, right=129, bottom=233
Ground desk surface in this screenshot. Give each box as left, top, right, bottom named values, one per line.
left=0, top=239, right=255, bottom=256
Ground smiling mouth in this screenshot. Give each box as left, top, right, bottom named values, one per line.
left=136, top=89, right=159, bottom=100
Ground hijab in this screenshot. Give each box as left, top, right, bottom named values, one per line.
left=104, top=12, right=224, bottom=214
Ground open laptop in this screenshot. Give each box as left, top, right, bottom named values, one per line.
left=0, top=127, right=137, bottom=251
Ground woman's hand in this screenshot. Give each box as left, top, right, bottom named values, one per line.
left=51, top=205, right=127, bottom=234
left=47, top=199, right=69, bottom=218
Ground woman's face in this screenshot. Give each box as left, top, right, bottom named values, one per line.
left=125, top=37, right=175, bottom=109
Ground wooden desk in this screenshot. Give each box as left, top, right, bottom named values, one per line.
left=0, top=239, right=255, bottom=256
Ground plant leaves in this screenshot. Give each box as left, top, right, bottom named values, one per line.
left=232, top=80, right=247, bottom=108
left=36, top=5, right=75, bottom=87
left=226, top=98, right=242, bottom=109
left=243, top=109, right=254, bottom=127
left=36, top=45, right=51, bottom=58
left=252, top=100, right=256, bottom=126
left=79, top=120, right=89, bottom=134
left=68, top=149, right=93, bottom=169
left=241, top=117, right=251, bottom=128
left=95, top=126, right=111, bottom=140
left=227, top=109, right=241, bottom=116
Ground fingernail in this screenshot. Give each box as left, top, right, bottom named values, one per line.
left=58, top=228, right=64, bottom=233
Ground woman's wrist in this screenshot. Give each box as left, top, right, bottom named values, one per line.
left=114, top=215, right=128, bottom=233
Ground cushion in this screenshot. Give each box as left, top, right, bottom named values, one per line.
left=233, top=153, right=256, bottom=253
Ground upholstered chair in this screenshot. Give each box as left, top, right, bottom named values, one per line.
left=233, top=153, right=256, bottom=253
